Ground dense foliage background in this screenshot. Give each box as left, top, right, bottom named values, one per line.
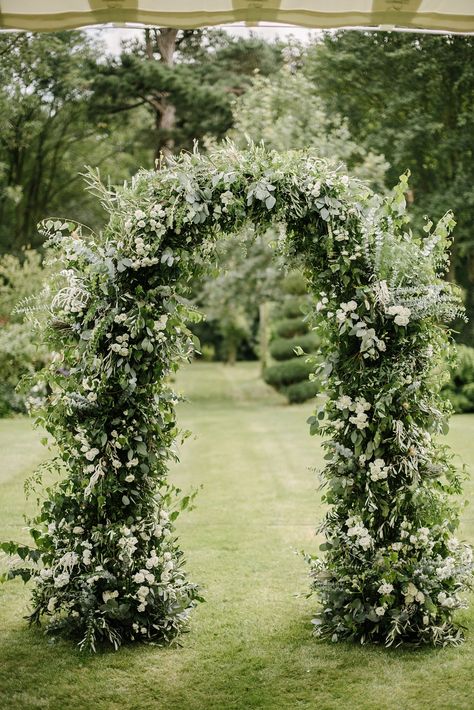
left=1, top=28, right=474, bottom=414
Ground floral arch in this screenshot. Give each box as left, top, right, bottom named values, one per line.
left=4, top=143, right=473, bottom=651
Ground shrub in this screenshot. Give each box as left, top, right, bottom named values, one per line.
left=273, top=316, right=307, bottom=338
left=270, top=332, right=320, bottom=361
left=264, top=356, right=316, bottom=387
left=284, top=379, right=319, bottom=404
left=0, top=322, right=49, bottom=416
left=280, top=296, right=306, bottom=319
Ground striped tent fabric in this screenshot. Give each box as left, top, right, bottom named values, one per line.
left=0, top=0, right=473, bottom=33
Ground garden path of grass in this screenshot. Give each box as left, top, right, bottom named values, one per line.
left=1, top=362, right=473, bottom=710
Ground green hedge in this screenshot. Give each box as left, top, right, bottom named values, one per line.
left=273, top=316, right=307, bottom=339
left=269, top=332, right=319, bottom=361
left=280, top=296, right=306, bottom=319
left=264, top=357, right=316, bottom=387
left=284, top=379, right=320, bottom=404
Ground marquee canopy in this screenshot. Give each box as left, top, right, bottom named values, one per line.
left=0, top=1, right=473, bottom=33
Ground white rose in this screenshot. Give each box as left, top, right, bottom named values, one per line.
left=85, top=448, right=100, bottom=461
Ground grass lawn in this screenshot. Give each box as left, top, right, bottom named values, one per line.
left=1, top=361, right=474, bottom=710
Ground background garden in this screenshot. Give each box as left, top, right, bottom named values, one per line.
left=1, top=27, right=474, bottom=709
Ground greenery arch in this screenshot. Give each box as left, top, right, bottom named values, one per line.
left=3, top=143, right=473, bottom=651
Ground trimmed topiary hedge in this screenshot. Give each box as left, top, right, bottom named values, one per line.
left=264, top=356, right=316, bottom=387
left=269, top=332, right=320, bottom=361
left=284, top=379, right=320, bottom=404
left=273, top=316, right=307, bottom=339
left=263, top=272, right=320, bottom=404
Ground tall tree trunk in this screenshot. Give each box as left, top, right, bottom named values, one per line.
left=146, top=28, right=178, bottom=166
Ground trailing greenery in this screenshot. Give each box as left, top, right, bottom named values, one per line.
left=442, top=344, right=474, bottom=413
left=1, top=143, right=472, bottom=652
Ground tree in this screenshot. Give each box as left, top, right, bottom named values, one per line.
left=196, top=229, right=282, bottom=364
left=304, top=31, right=474, bottom=342
left=229, top=63, right=388, bottom=190
left=0, top=32, right=140, bottom=253
left=92, top=30, right=283, bottom=166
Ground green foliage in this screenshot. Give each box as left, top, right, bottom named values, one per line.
left=93, top=30, right=283, bottom=162
left=230, top=63, right=388, bottom=192
left=284, top=379, right=320, bottom=405
left=195, top=228, right=281, bottom=363
left=0, top=33, right=140, bottom=253
left=443, top=344, right=474, bottom=413
left=2, top=142, right=472, bottom=653
left=264, top=271, right=320, bottom=404
left=0, top=250, right=51, bottom=416
left=273, top=316, right=307, bottom=339
left=269, top=333, right=319, bottom=361
left=305, top=31, right=474, bottom=344
left=264, top=357, right=317, bottom=387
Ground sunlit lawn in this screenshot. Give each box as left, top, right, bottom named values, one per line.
left=0, top=362, right=473, bottom=710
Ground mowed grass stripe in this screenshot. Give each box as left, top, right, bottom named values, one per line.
left=0, top=362, right=473, bottom=710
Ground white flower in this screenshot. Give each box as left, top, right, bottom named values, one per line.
left=47, top=596, right=57, bottom=613
left=349, top=411, right=369, bottom=430
left=54, top=572, right=70, bottom=588
left=85, top=448, right=100, bottom=461
left=87, top=392, right=97, bottom=403
left=387, top=305, right=411, bottom=326
left=133, top=572, right=145, bottom=584
left=375, top=606, right=386, bottom=617
left=102, top=590, right=119, bottom=603
left=359, top=536, right=372, bottom=550
left=378, top=582, right=394, bottom=595
left=437, top=591, right=456, bottom=608
left=72, top=526, right=84, bottom=535
left=336, top=395, right=353, bottom=411
left=336, top=300, right=358, bottom=324
left=137, top=585, right=150, bottom=599
left=404, top=582, right=424, bottom=604
left=137, top=603, right=147, bottom=612
left=447, top=537, right=459, bottom=552
left=125, top=474, right=135, bottom=483
left=369, top=458, right=389, bottom=481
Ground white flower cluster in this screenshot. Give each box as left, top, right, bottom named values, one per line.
left=349, top=398, right=371, bottom=430
left=404, top=582, right=425, bottom=604
left=387, top=304, right=411, bottom=326
left=346, top=516, right=373, bottom=551
left=335, top=394, right=371, bottom=431
left=437, top=591, right=459, bottom=608
left=111, top=333, right=130, bottom=357
left=369, top=458, right=390, bottom=482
